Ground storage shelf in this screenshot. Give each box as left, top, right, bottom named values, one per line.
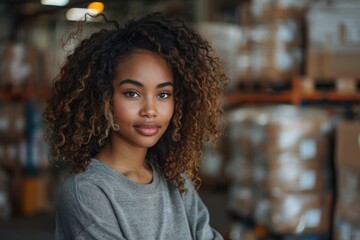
left=225, top=76, right=360, bottom=107
left=0, top=87, right=49, bottom=101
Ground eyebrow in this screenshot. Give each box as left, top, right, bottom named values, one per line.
left=118, top=79, right=173, bottom=88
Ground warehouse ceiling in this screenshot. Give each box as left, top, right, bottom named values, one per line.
left=2, top=0, right=188, bottom=18
left=0, top=0, right=191, bottom=41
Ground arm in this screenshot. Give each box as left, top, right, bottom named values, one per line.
left=182, top=180, right=224, bottom=240
left=55, top=175, right=126, bottom=240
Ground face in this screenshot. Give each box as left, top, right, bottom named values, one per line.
left=111, top=50, right=174, bottom=150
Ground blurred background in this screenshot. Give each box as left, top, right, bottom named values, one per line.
left=0, top=0, right=360, bottom=239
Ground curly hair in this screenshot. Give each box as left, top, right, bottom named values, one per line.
left=44, top=12, right=228, bottom=192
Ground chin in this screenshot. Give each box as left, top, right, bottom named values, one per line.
left=137, top=139, right=161, bottom=149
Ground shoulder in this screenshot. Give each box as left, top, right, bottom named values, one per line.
left=57, top=169, right=115, bottom=221
left=58, top=160, right=116, bottom=199
left=55, top=170, right=124, bottom=239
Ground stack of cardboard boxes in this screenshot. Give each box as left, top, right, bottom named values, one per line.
left=306, top=1, right=360, bottom=79
left=197, top=22, right=249, bottom=89
left=334, top=121, right=360, bottom=239
left=226, top=106, right=333, bottom=237
left=246, top=0, right=309, bottom=83
left=227, top=107, right=260, bottom=219
left=253, top=106, right=332, bottom=235
left=198, top=0, right=311, bottom=92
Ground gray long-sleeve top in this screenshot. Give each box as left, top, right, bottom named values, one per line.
left=55, top=158, right=223, bottom=240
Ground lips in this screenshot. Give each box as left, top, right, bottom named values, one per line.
left=134, top=123, right=161, bottom=136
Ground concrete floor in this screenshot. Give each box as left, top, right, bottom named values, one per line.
left=0, top=213, right=55, bottom=240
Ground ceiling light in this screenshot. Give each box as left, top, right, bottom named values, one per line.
left=41, top=0, right=69, bottom=6
left=66, top=8, right=98, bottom=21
left=88, top=2, right=104, bottom=13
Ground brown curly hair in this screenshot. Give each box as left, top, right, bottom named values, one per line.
left=44, top=12, right=228, bottom=192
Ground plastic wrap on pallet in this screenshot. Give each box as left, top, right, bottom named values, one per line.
left=334, top=211, right=360, bottom=240
left=265, top=153, right=326, bottom=193
left=267, top=193, right=331, bottom=234
left=226, top=107, right=265, bottom=218
left=251, top=106, right=333, bottom=235
left=226, top=106, right=334, bottom=235
left=251, top=0, right=311, bottom=21
left=249, top=18, right=304, bottom=82
left=251, top=20, right=303, bottom=45
left=250, top=43, right=303, bottom=82
left=335, top=120, right=360, bottom=237
left=337, top=167, right=360, bottom=216
left=197, top=22, right=250, bottom=88
left=306, top=1, right=360, bottom=78
left=254, top=106, right=331, bottom=156
left=226, top=108, right=260, bottom=165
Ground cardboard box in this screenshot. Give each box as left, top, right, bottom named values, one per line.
left=336, top=121, right=360, bottom=171
left=266, top=155, right=325, bottom=193
left=256, top=106, right=331, bottom=156
left=250, top=0, right=309, bottom=21
left=251, top=20, right=303, bottom=45
left=306, top=2, right=360, bottom=78
left=307, top=49, right=360, bottom=78
left=197, top=22, right=248, bottom=88
left=250, top=43, right=303, bottom=82
left=264, top=121, right=329, bottom=158
left=268, top=193, right=331, bottom=234
left=335, top=121, right=360, bottom=239
left=336, top=166, right=360, bottom=216
left=334, top=207, right=360, bottom=240
left=227, top=108, right=260, bottom=162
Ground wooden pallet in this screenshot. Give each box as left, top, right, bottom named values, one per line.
left=225, top=76, right=360, bottom=107
left=301, top=77, right=360, bottom=93
left=0, top=85, right=49, bottom=100
left=236, top=79, right=292, bottom=94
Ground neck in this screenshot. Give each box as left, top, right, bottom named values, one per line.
left=95, top=136, right=153, bottom=184
left=97, top=143, right=147, bottom=170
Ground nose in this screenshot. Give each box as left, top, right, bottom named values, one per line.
left=140, top=98, right=157, bottom=118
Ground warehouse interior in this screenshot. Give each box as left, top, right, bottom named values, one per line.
left=0, top=0, right=360, bottom=239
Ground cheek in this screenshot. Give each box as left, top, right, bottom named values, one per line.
left=113, top=102, right=136, bottom=120
left=165, top=103, right=175, bottom=121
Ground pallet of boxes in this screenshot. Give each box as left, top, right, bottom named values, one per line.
left=252, top=106, right=333, bottom=239
left=334, top=121, right=360, bottom=239
left=255, top=106, right=332, bottom=239
left=305, top=1, right=360, bottom=94
left=225, top=106, right=334, bottom=239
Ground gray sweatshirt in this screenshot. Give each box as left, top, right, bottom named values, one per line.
left=55, top=158, right=223, bottom=240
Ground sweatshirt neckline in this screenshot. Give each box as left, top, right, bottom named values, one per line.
left=89, top=158, right=160, bottom=195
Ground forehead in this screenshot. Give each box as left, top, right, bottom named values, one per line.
left=115, top=50, right=173, bottom=83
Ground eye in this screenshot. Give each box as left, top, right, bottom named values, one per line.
left=158, top=91, right=171, bottom=99
left=124, top=91, right=140, bottom=98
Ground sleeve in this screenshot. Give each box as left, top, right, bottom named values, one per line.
left=182, top=180, right=224, bottom=240
left=55, top=176, right=126, bottom=240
